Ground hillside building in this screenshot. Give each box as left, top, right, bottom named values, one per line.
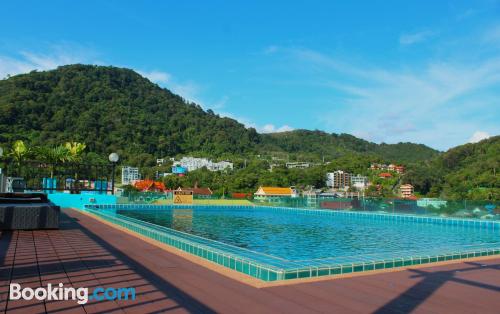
left=173, top=157, right=233, bottom=172
left=285, top=162, right=311, bottom=169
left=326, top=170, right=351, bottom=190
left=400, top=184, right=414, bottom=198
left=351, top=174, right=369, bottom=190
left=121, top=166, right=140, bottom=185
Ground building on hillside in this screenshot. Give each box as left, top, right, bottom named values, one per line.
left=379, top=172, right=392, bottom=179
left=156, top=158, right=165, bottom=166
left=351, top=174, right=369, bottom=190
left=208, top=160, right=233, bottom=171
left=394, top=165, right=405, bottom=174
left=285, top=162, right=313, bottom=169
left=171, top=165, right=188, bottom=176
left=254, top=186, right=298, bottom=202
left=399, top=184, right=414, bottom=198
left=173, top=157, right=233, bottom=172
left=326, top=170, right=351, bottom=190
left=370, top=163, right=404, bottom=173
left=121, top=166, right=140, bottom=185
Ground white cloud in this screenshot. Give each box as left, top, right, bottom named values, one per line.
left=210, top=95, right=228, bottom=110
left=468, top=131, right=490, bottom=143
left=138, top=70, right=171, bottom=84
left=217, top=111, right=294, bottom=133
left=290, top=46, right=500, bottom=149
left=399, top=30, right=435, bottom=45
left=0, top=45, right=207, bottom=109
left=260, top=124, right=294, bottom=133
left=0, top=46, right=96, bottom=79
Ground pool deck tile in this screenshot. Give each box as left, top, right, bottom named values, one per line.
left=0, top=208, right=498, bottom=314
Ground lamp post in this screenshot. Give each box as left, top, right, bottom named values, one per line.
left=108, top=153, right=119, bottom=195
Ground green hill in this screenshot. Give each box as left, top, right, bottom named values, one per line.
left=0, top=64, right=258, bottom=161
left=0, top=65, right=497, bottom=200
left=404, top=136, right=499, bottom=200
left=260, top=130, right=439, bottom=163
left=0, top=64, right=438, bottom=165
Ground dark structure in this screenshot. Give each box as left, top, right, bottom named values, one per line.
left=0, top=193, right=60, bottom=230
left=1, top=159, right=116, bottom=194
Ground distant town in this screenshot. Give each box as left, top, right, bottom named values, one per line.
left=121, top=156, right=419, bottom=201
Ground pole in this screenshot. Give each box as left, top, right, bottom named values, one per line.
left=111, top=163, right=116, bottom=195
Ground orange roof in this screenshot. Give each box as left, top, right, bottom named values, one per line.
left=255, top=187, right=294, bottom=195
left=379, top=172, right=392, bottom=178
left=134, top=180, right=166, bottom=192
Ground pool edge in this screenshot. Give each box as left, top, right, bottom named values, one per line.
left=73, top=207, right=500, bottom=288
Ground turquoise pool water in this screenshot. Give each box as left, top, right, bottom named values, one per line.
left=85, top=205, right=500, bottom=281
left=118, top=206, right=499, bottom=262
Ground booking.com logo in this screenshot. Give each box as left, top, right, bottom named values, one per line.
left=9, top=283, right=136, bottom=305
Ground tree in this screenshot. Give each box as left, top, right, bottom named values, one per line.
left=35, top=145, right=71, bottom=178
left=65, top=142, right=86, bottom=162
left=9, top=140, right=30, bottom=165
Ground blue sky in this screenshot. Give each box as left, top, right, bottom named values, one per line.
left=0, top=0, right=499, bottom=150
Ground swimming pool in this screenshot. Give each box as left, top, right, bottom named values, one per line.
left=84, top=204, right=500, bottom=281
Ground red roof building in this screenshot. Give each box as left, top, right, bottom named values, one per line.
left=379, top=172, right=393, bottom=178
left=134, top=180, right=167, bottom=192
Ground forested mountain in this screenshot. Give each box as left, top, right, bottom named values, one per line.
left=0, top=65, right=497, bottom=200
left=403, top=136, right=499, bottom=200
left=0, top=64, right=437, bottom=164
left=260, top=130, right=439, bottom=163
left=0, top=65, right=259, bottom=161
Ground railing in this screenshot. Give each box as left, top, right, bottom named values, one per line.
left=0, top=159, right=116, bottom=194
left=113, top=191, right=500, bottom=221
left=251, top=196, right=499, bottom=220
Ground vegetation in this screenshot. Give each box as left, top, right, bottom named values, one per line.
left=0, top=64, right=437, bottom=164
left=0, top=65, right=497, bottom=200
left=260, top=130, right=439, bottom=163
left=403, top=136, right=499, bottom=201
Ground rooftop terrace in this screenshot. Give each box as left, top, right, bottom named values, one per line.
left=1, top=208, right=499, bottom=313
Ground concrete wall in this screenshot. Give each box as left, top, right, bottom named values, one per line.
left=48, top=192, right=117, bottom=209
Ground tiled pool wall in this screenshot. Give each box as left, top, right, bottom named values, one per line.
left=83, top=207, right=284, bottom=281
left=82, top=204, right=500, bottom=282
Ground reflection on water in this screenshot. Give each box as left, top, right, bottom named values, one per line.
left=172, top=209, right=193, bottom=231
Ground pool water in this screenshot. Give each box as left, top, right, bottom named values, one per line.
left=118, top=207, right=500, bottom=262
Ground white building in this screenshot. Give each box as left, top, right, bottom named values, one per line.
left=286, top=162, right=311, bottom=169
left=351, top=174, right=368, bottom=190
left=173, top=157, right=233, bottom=172
left=156, top=158, right=165, bottom=165
left=121, top=166, right=140, bottom=185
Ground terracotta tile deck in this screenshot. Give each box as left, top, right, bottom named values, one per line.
left=0, top=208, right=498, bottom=314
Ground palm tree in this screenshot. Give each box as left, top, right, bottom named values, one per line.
left=36, top=145, right=71, bottom=178
left=64, top=142, right=86, bottom=162
left=9, top=140, right=30, bottom=165
left=64, top=142, right=86, bottom=191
